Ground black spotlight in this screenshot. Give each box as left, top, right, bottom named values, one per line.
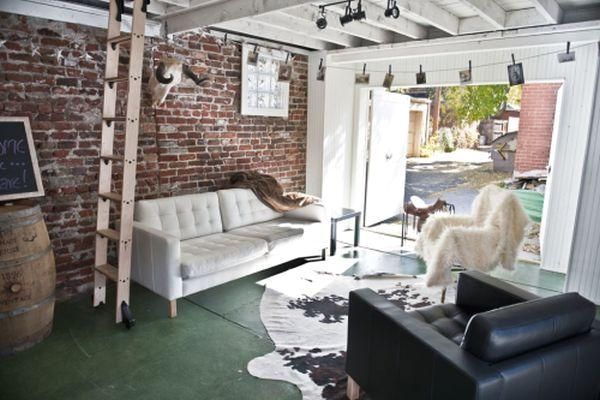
left=352, top=0, right=366, bottom=21
left=384, top=0, right=400, bottom=19
left=316, top=16, right=328, bottom=29
left=340, top=3, right=354, bottom=26
left=316, top=7, right=328, bottom=29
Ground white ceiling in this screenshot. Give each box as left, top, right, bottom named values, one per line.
left=5, top=0, right=600, bottom=51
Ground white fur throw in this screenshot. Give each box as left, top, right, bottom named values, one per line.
left=415, top=185, right=530, bottom=287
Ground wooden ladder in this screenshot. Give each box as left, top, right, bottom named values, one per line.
left=93, top=0, right=148, bottom=327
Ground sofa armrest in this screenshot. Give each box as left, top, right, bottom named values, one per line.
left=456, top=271, right=538, bottom=313
left=131, top=222, right=183, bottom=301
left=461, top=292, right=597, bottom=363
left=346, top=289, right=503, bottom=400
left=284, top=203, right=329, bottom=223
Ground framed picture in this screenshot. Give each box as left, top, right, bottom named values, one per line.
left=0, top=117, right=44, bottom=202
left=383, top=73, right=394, bottom=89
left=278, top=62, right=293, bottom=82
left=355, top=72, right=370, bottom=85
left=416, top=72, right=426, bottom=85
left=247, top=50, right=259, bottom=66
left=459, top=69, right=472, bottom=84
left=317, top=66, right=326, bottom=81
left=508, top=63, right=524, bottom=86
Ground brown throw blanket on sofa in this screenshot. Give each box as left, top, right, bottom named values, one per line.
left=228, top=171, right=317, bottom=213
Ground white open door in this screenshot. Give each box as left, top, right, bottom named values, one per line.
left=364, top=90, right=411, bottom=226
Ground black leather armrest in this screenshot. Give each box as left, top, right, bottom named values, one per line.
left=346, top=289, right=503, bottom=400
left=456, top=271, right=538, bottom=313
left=461, top=292, right=597, bottom=363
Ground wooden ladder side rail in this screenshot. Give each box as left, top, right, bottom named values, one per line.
left=115, top=1, right=146, bottom=324
left=93, top=0, right=147, bottom=324
left=93, top=0, right=122, bottom=310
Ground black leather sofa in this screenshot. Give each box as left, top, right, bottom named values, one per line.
left=345, top=271, right=600, bottom=400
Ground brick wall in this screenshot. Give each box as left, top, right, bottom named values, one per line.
left=514, top=83, right=561, bottom=174
left=0, top=13, right=308, bottom=298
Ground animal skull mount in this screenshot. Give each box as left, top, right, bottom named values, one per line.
left=150, top=58, right=210, bottom=106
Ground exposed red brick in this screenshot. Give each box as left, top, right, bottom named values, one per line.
left=0, top=12, right=307, bottom=298
left=514, top=83, right=562, bottom=174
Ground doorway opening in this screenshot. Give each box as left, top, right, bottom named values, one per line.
left=348, top=82, right=563, bottom=275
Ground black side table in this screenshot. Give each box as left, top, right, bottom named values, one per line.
left=330, top=208, right=361, bottom=256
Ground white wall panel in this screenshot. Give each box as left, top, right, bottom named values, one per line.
left=566, top=59, right=600, bottom=303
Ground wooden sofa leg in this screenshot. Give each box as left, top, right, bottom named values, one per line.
left=347, top=376, right=360, bottom=400
left=168, top=299, right=177, bottom=318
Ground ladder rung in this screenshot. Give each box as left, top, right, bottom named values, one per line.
left=100, top=155, right=123, bottom=163
left=95, top=264, right=119, bottom=282
left=108, top=34, right=131, bottom=49
left=97, top=229, right=120, bottom=241
left=99, top=192, right=123, bottom=203
left=103, top=117, right=126, bottom=126
left=106, top=76, right=129, bottom=87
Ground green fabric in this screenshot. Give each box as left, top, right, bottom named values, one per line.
left=513, top=189, right=545, bottom=223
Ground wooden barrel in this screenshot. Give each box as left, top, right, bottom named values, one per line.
left=0, top=205, right=56, bottom=356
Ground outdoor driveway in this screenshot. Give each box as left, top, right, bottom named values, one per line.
left=404, top=149, right=498, bottom=214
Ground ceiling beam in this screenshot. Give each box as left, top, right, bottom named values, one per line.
left=390, top=0, right=459, bottom=35
left=460, top=0, right=506, bottom=29
left=529, top=0, right=563, bottom=24
left=326, top=2, right=427, bottom=39
left=284, top=5, right=397, bottom=44
left=158, top=0, right=190, bottom=7
left=459, top=8, right=548, bottom=33
left=327, top=20, right=600, bottom=65
left=165, top=0, right=316, bottom=34
left=0, top=0, right=163, bottom=36
left=214, top=19, right=339, bottom=50
left=254, top=12, right=363, bottom=47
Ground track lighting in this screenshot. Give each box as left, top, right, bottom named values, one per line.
left=340, top=2, right=354, bottom=25
left=352, top=0, right=366, bottom=21
left=384, top=0, right=400, bottom=19
left=317, top=0, right=366, bottom=29
left=316, top=7, right=328, bottom=30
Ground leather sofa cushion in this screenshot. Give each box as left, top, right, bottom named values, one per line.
left=217, top=189, right=282, bottom=231
left=461, top=292, right=597, bottom=363
left=135, top=192, right=223, bottom=240
left=180, top=233, right=268, bottom=279
left=407, top=304, right=473, bottom=345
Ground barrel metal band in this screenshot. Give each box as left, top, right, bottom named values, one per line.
left=0, top=245, right=53, bottom=270
left=0, top=295, right=55, bottom=320
left=0, top=214, right=44, bottom=232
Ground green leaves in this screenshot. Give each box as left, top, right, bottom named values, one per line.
left=442, top=85, right=509, bottom=124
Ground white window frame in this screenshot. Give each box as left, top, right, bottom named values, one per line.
left=241, top=44, right=290, bottom=118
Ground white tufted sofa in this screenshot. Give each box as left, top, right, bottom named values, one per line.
left=131, top=188, right=329, bottom=317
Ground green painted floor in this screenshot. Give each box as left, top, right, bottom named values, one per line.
left=0, top=246, right=568, bottom=400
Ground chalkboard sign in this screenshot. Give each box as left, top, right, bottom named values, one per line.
left=0, top=117, right=44, bottom=201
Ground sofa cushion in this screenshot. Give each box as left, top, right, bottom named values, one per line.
left=217, top=188, right=282, bottom=231
left=228, top=221, right=304, bottom=251
left=180, top=233, right=268, bottom=279
left=407, top=304, right=473, bottom=345
left=135, top=192, right=223, bottom=240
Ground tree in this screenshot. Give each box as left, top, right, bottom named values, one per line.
left=441, top=85, right=509, bottom=125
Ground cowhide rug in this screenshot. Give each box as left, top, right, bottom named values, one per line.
left=247, top=257, right=454, bottom=400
